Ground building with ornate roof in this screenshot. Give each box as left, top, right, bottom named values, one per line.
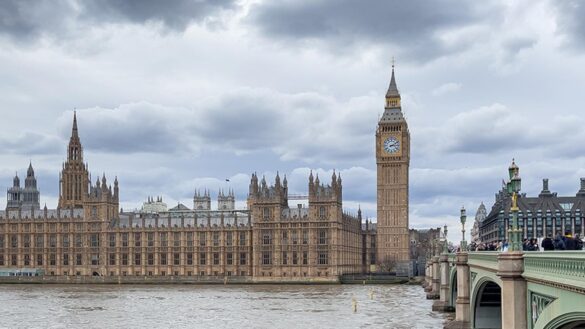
left=6, top=162, right=40, bottom=212
left=479, top=161, right=585, bottom=244
left=471, top=202, right=486, bottom=244
left=0, top=112, right=375, bottom=281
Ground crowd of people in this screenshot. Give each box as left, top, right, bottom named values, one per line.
left=466, top=232, right=584, bottom=252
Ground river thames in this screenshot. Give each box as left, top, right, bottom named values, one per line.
left=0, top=284, right=446, bottom=328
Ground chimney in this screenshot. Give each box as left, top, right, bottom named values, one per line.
left=539, top=178, right=552, bottom=197
left=578, top=178, right=585, bottom=197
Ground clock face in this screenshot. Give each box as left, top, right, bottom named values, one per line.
left=383, top=136, right=400, bottom=154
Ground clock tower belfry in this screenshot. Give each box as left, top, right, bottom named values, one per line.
left=375, top=64, right=410, bottom=267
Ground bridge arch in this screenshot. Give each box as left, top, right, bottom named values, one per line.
left=447, top=266, right=457, bottom=309
left=543, top=312, right=585, bottom=329
left=472, top=278, right=502, bottom=329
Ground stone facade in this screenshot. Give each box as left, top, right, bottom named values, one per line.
left=0, top=113, right=374, bottom=281
left=479, top=169, right=585, bottom=244
left=376, top=66, right=411, bottom=267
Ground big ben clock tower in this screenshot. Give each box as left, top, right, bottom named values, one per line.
left=376, top=64, right=410, bottom=268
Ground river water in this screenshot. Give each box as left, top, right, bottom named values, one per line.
left=0, top=284, right=447, bottom=329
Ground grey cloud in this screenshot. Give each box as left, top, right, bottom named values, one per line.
left=69, top=89, right=377, bottom=166
left=247, top=0, right=503, bottom=61
left=554, top=0, right=585, bottom=50
left=0, top=0, right=237, bottom=42
left=82, top=0, right=237, bottom=30
left=0, top=131, right=62, bottom=155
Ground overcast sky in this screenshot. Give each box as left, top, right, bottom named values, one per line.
left=1, top=0, right=585, bottom=240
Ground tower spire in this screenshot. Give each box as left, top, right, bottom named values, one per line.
left=72, top=110, right=78, bottom=138
left=386, top=61, right=400, bottom=99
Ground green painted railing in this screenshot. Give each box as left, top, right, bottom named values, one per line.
left=523, top=252, right=585, bottom=290
left=467, top=252, right=499, bottom=271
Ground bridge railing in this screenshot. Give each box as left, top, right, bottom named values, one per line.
left=467, top=252, right=499, bottom=271
left=523, top=252, right=585, bottom=291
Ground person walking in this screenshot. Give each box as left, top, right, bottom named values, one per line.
left=565, top=232, right=576, bottom=250
left=575, top=233, right=583, bottom=250
left=554, top=231, right=566, bottom=250
left=541, top=234, right=554, bottom=251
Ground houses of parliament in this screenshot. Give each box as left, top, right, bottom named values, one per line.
left=0, top=67, right=413, bottom=282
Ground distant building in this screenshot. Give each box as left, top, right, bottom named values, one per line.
left=6, top=162, right=40, bottom=212
left=0, top=113, right=375, bottom=281
left=471, top=202, right=486, bottom=244
left=479, top=161, right=585, bottom=244
left=141, top=196, right=167, bottom=214
left=409, top=228, right=441, bottom=276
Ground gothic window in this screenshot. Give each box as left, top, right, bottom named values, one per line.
left=134, top=233, right=141, bottom=247
left=49, top=234, right=57, bottom=248
left=262, top=230, right=272, bottom=245
left=318, top=252, right=328, bottom=265
left=37, top=254, right=43, bottom=266
left=11, top=235, right=17, bottom=248
left=292, top=231, right=298, bottom=245
left=23, top=234, right=30, bottom=248
left=122, top=253, right=129, bottom=265
left=24, top=254, right=30, bottom=266
left=160, top=253, right=167, bottom=265
left=174, top=253, right=180, bottom=265
left=187, top=253, right=193, bottom=265
left=199, top=253, right=206, bottom=265
left=187, top=233, right=194, bottom=247
left=319, top=206, right=326, bottom=219
left=76, top=254, right=82, bottom=265
left=109, top=253, right=116, bottom=266
left=263, top=208, right=270, bottom=221
left=91, top=254, right=99, bottom=265
left=226, top=253, right=233, bottom=265
left=239, top=232, right=246, bottom=246
left=147, top=232, right=154, bottom=247
left=302, top=251, right=308, bottom=265
left=159, top=232, right=167, bottom=247
left=199, top=232, right=206, bottom=246
left=226, top=232, right=233, bottom=246
left=90, top=234, right=99, bottom=247
left=292, top=252, right=298, bottom=265
left=318, top=230, right=327, bottom=245
left=282, top=251, right=288, bottom=265
left=49, top=253, right=56, bottom=266
left=174, top=232, right=181, bottom=247
left=213, top=232, right=220, bottom=246
left=91, top=206, right=97, bottom=217
left=213, top=253, right=219, bottom=265
left=239, top=253, right=247, bottom=265
left=262, top=251, right=272, bottom=265
left=302, top=230, right=308, bottom=244
left=122, top=233, right=129, bottom=247
left=147, top=253, right=154, bottom=265
left=62, top=235, right=69, bottom=248
left=135, top=253, right=141, bottom=266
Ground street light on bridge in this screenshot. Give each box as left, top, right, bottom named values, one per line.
left=506, top=159, right=522, bottom=252
left=443, top=224, right=449, bottom=254
left=460, top=206, right=467, bottom=252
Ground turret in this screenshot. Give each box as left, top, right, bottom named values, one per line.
left=13, top=173, right=20, bottom=188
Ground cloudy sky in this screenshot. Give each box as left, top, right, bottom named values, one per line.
left=1, top=0, right=585, bottom=240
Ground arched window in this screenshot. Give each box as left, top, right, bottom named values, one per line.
left=319, top=206, right=326, bottom=219
left=263, top=208, right=270, bottom=220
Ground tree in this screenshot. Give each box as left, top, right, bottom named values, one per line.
left=377, top=256, right=396, bottom=274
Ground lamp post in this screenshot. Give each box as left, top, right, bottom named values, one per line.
left=506, top=159, right=522, bottom=252
left=460, top=206, right=467, bottom=252
left=443, top=224, right=449, bottom=254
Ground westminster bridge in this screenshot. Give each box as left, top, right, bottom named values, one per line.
left=423, top=250, right=585, bottom=329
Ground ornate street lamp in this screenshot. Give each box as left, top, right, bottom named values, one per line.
left=443, top=224, right=449, bottom=254
left=460, top=206, right=467, bottom=252
left=506, top=159, right=522, bottom=252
